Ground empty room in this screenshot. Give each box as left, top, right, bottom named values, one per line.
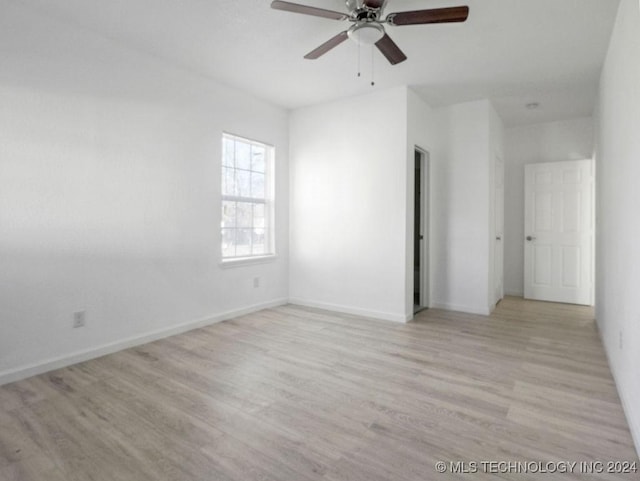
left=1, top=0, right=639, bottom=479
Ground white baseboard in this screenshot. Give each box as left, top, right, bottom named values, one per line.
left=596, top=324, right=640, bottom=459
left=0, top=298, right=288, bottom=386
left=430, top=301, right=491, bottom=316
left=288, top=297, right=409, bottom=323
left=600, top=347, right=640, bottom=459
left=622, top=388, right=640, bottom=460
left=610, top=370, right=640, bottom=460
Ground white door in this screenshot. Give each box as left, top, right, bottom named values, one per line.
left=494, top=156, right=504, bottom=304
left=419, top=150, right=430, bottom=308
left=524, top=160, right=594, bottom=305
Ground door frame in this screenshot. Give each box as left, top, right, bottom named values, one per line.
left=494, top=154, right=505, bottom=306
left=414, top=147, right=430, bottom=311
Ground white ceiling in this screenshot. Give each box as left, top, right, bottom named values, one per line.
left=15, top=0, right=620, bottom=125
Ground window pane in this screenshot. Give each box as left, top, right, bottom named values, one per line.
left=236, top=228, right=252, bottom=256
left=221, top=201, right=236, bottom=228
left=236, top=169, right=251, bottom=197
left=236, top=141, right=251, bottom=170
left=253, top=203, right=265, bottom=229
left=236, top=202, right=252, bottom=228
left=223, top=137, right=235, bottom=167
left=252, top=145, right=266, bottom=173
left=252, top=228, right=266, bottom=255
left=251, top=172, right=265, bottom=198
left=220, top=134, right=274, bottom=260
left=221, top=229, right=236, bottom=258
left=222, top=167, right=236, bottom=196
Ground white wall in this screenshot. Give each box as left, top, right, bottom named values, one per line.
left=0, top=3, right=289, bottom=384
left=504, top=117, right=594, bottom=296
left=289, top=89, right=503, bottom=321
left=595, top=0, right=640, bottom=457
left=430, top=100, right=498, bottom=315
left=289, top=87, right=409, bottom=322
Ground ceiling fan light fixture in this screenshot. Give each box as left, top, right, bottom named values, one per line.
left=348, top=23, right=385, bottom=45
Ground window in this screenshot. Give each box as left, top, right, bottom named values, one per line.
left=221, top=133, right=274, bottom=261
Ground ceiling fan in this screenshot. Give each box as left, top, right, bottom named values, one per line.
left=271, top=0, right=469, bottom=65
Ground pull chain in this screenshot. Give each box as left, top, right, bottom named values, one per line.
left=357, top=41, right=361, bottom=77
left=371, top=45, right=375, bottom=86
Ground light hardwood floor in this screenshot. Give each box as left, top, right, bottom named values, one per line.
left=0, top=297, right=638, bottom=480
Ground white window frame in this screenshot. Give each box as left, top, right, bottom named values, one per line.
left=220, top=132, right=275, bottom=265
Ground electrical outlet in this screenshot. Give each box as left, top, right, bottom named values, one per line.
left=73, top=311, right=86, bottom=329
left=253, top=277, right=260, bottom=288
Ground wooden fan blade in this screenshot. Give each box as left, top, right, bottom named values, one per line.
left=375, top=33, right=407, bottom=65
left=363, top=0, right=386, bottom=9
left=304, top=31, right=350, bottom=59
left=386, top=6, right=469, bottom=26
left=271, top=1, right=349, bottom=21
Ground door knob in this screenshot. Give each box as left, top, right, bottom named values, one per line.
left=526, top=236, right=536, bottom=241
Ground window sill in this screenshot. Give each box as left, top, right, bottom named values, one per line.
left=219, top=255, right=278, bottom=269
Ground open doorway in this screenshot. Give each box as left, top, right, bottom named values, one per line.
left=414, top=148, right=429, bottom=313
left=494, top=155, right=504, bottom=306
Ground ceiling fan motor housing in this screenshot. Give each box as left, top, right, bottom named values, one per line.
left=347, top=0, right=385, bottom=20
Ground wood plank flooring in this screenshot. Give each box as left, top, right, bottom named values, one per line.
left=0, top=297, right=638, bottom=480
